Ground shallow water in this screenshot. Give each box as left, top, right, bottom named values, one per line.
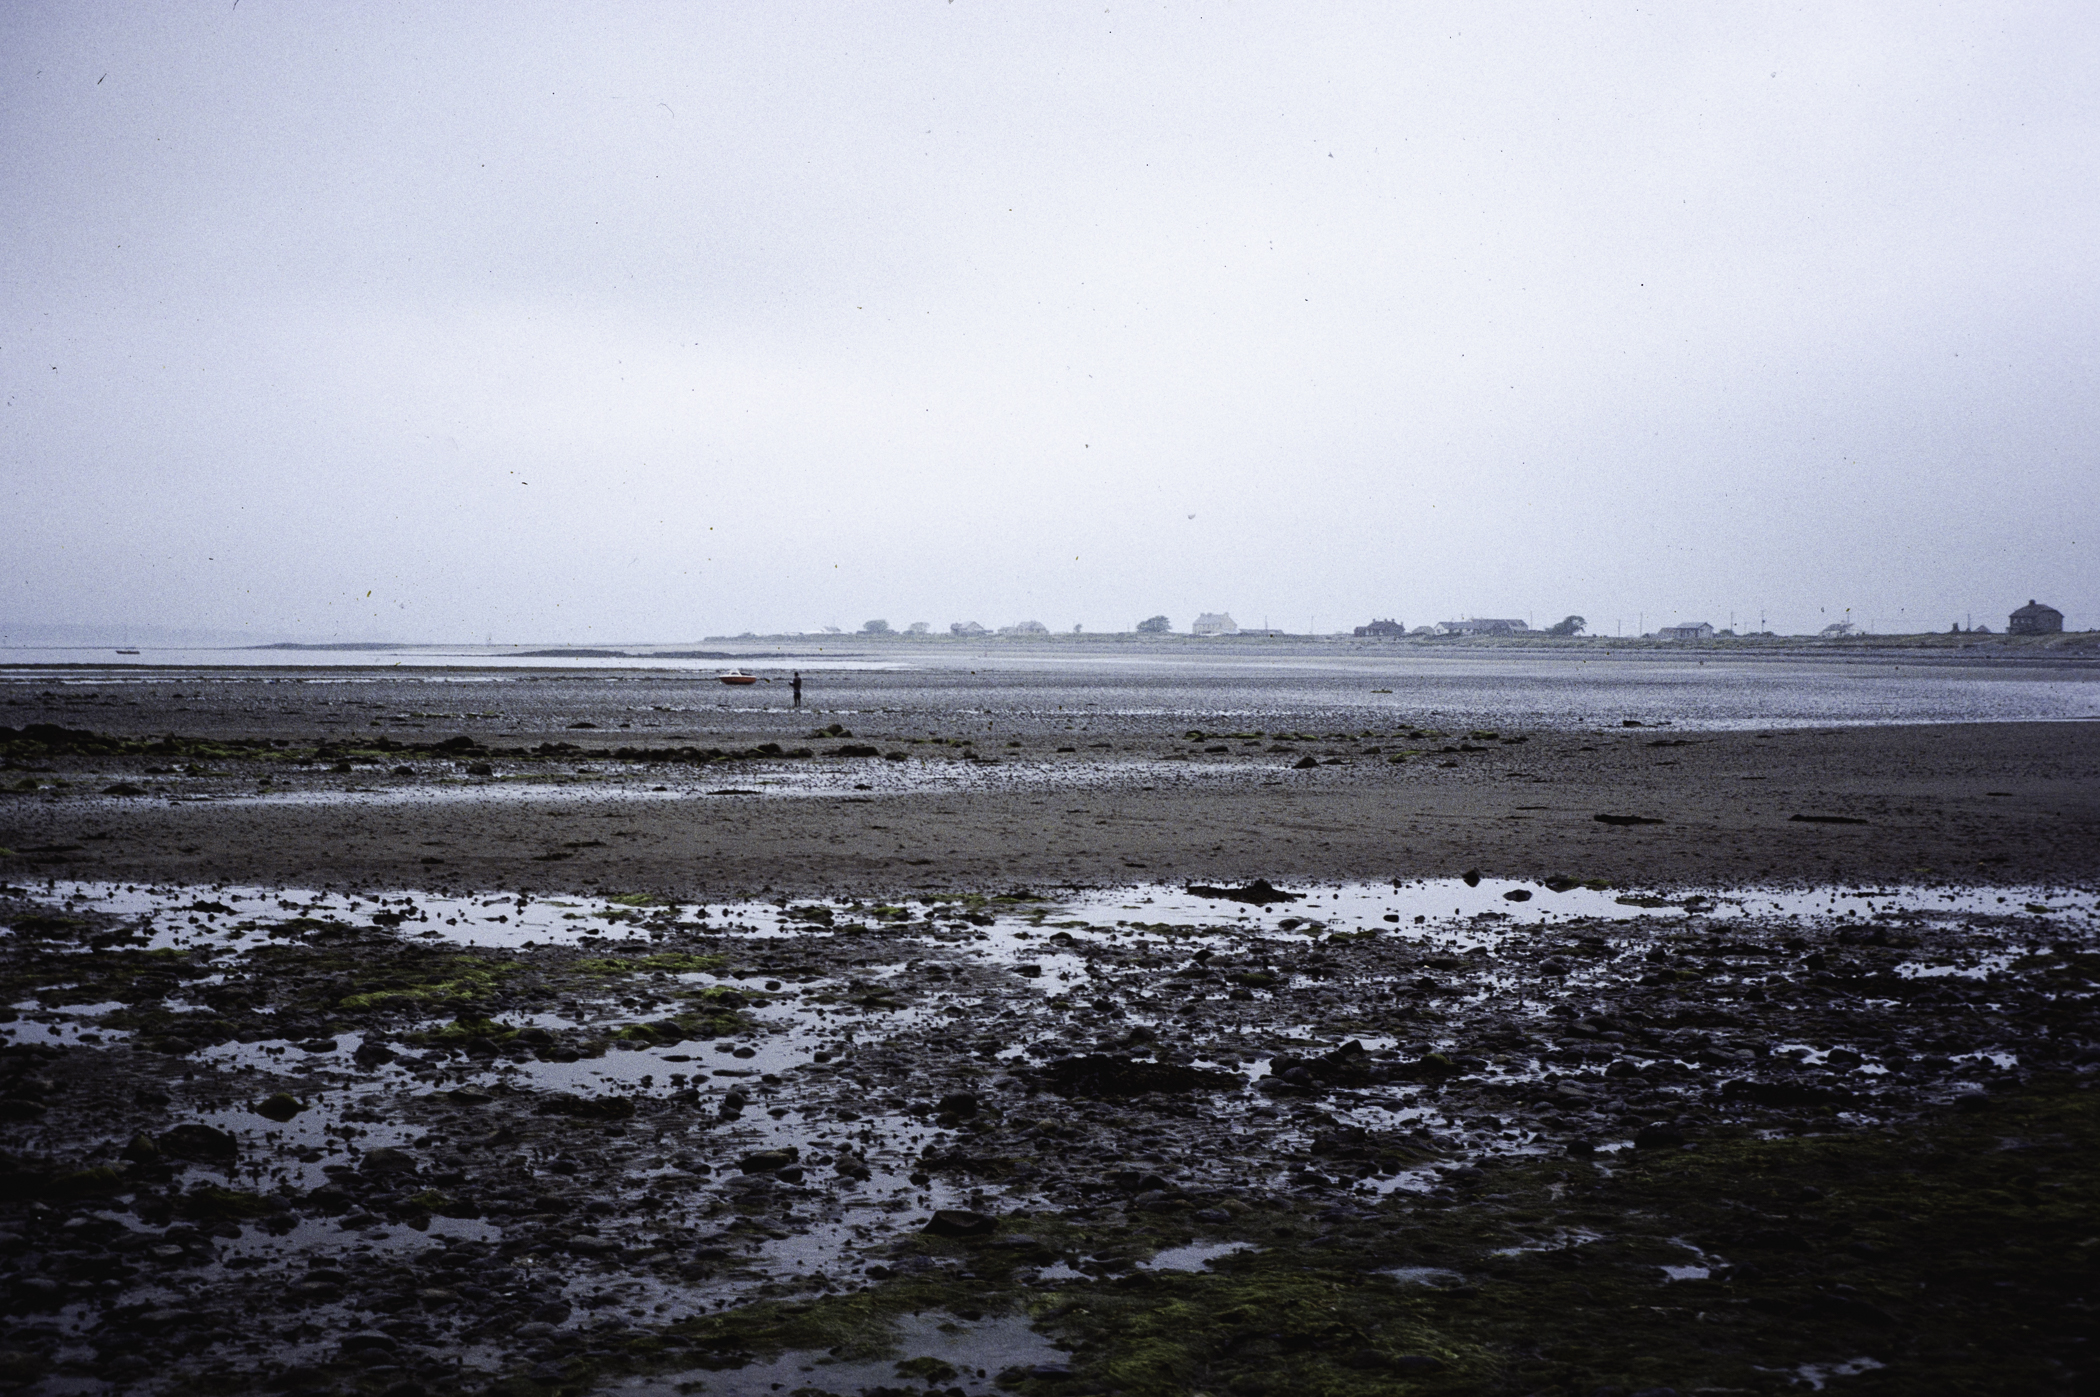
left=604, top=1310, right=1065, bottom=1396
left=9, top=642, right=2098, bottom=732
left=10, top=874, right=2093, bottom=960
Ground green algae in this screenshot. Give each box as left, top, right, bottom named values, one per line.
left=574, top=951, right=727, bottom=975
left=576, top=1078, right=2099, bottom=1397
left=335, top=957, right=524, bottom=1011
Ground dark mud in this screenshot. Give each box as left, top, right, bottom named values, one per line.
left=6, top=715, right=2100, bottom=894
left=3, top=880, right=2096, bottom=1396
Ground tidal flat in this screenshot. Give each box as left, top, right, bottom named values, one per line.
left=1, top=658, right=2097, bottom=1395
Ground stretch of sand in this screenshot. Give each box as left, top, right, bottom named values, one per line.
left=6, top=709, right=2096, bottom=896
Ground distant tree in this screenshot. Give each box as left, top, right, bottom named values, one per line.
left=861, top=619, right=891, bottom=635
left=1544, top=615, right=1587, bottom=637
left=906, top=621, right=930, bottom=635
left=1136, top=615, right=1172, bottom=634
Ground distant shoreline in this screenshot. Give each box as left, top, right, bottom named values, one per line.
left=2, top=629, right=2095, bottom=673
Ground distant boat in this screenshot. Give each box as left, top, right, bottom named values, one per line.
left=114, top=649, right=140, bottom=655
left=717, top=670, right=759, bottom=686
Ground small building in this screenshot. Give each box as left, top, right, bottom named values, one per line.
left=949, top=621, right=987, bottom=636
left=2008, top=600, right=2064, bottom=635
left=1353, top=618, right=1406, bottom=637
left=1656, top=622, right=1716, bottom=640
left=1435, top=617, right=1528, bottom=636
left=999, top=619, right=1050, bottom=635
left=1191, top=612, right=1239, bottom=636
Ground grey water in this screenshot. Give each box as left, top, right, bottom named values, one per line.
left=6, top=642, right=2099, bottom=732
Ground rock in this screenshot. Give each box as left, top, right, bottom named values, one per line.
left=446, top=1087, right=493, bottom=1105
left=353, top=1042, right=398, bottom=1067
left=1293, top=755, right=1320, bottom=769
left=921, top=1209, right=998, bottom=1239
left=102, top=782, right=149, bottom=796
left=935, top=1092, right=980, bottom=1119
left=156, top=1124, right=237, bottom=1164
left=737, top=1148, right=801, bottom=1174
left=535, top=1093, right=636, bottom=1120
left=253, top=1092, right=305, bottom=1122
left=1502, top=888, right=1532, bottom=902
left=1185, top=879, right=1302, bottom=905
left=296, top=1038, right=339, bottom=1053
left=339, top=1332, right=399, bottom=1357
left=360, top=1147, right=420, bottom=1176
left=1634, top=1122, right=1687, bottom=1150
left=1029, top=1054, right=1242, bottom=1099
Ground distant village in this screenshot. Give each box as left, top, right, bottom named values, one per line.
left=717, top=600, right=2071, bottom=642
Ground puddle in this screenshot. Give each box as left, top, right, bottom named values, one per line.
left=1792, top=1357, right=1888, bottom=1389
left=12, top=876, right=2094, bottom=967
left=1381, top=1265, right=1467, bottom=1287
left=602, top=1311, right=1066, bottom=1396
left=1138, top=1239, right=1254, bottom=1271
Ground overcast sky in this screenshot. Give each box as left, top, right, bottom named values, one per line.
left=5, top=3, right=2095, bottom=641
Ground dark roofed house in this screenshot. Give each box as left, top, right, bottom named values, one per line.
left=2008, top=600, right=2063, bottom=635
left=1656, top=621, right=1716, bottom=640
left=1353, top=618, right=1406, bottom=637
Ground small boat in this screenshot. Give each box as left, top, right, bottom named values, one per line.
left=717, top=670, right=759, bottom=686
left=114, top=649, right=140, bottom=655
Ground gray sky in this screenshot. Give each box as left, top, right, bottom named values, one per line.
left=6, top=3, right=2095, bottom=641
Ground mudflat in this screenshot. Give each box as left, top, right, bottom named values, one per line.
left=3, top=665, right=2097, bottom=1397
left=4, top=703, right=2097, bottom=896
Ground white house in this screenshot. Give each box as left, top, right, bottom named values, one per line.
left=1191, top=612, right=1239, bottom=636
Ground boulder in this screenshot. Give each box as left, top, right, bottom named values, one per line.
left=921, top=1209, right=998, bottom=1239
left=156, top=1124, right=237, bottom=1165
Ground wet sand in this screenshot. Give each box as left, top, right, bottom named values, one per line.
left=5, top=718, right=2097, bottom=897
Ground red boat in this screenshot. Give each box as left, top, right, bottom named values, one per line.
left=717, top=670, right=759, bottom=686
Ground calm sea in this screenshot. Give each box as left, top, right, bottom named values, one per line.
left=4, top=640, right=2096, bottom=732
